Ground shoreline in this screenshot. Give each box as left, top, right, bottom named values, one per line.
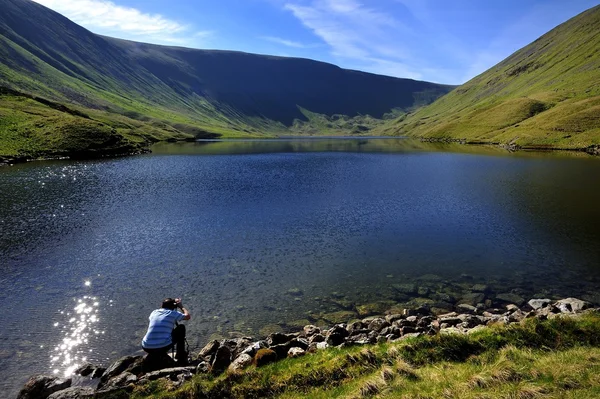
left=17, top=296, right=600, bottom=399
left=3, top=137, right=599, bottom=167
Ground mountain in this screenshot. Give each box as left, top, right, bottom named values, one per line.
left=379, top=5, right=600, bottom=150
left=0, top=0, right=453, bottom=161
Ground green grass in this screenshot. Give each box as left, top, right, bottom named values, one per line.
left=378, top=5, right=600, bottom=149
left=94, top=312, right=600, bottom=399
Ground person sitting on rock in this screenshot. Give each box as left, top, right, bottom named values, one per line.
left=142, top=298, right=191, bottom=365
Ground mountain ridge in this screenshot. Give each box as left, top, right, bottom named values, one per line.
left=0, top=0, right=454, bottom=161
left=378, top=4, right=600, bottom=150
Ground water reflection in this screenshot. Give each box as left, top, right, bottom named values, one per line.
left=50, top=293, right=104, bottom=377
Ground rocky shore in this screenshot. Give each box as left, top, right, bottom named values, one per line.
left=17, top=297, right=598, bottom=399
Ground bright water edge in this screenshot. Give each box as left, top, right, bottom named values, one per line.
left=1, top=138, right=600, bottom=396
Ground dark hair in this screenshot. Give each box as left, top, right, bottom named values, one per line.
left=162, top=298, right=177, bottom=310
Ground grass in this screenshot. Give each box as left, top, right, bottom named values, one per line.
left=93, top=312, right=600, bottom=399
left=377, top=5, right=600, bottom=149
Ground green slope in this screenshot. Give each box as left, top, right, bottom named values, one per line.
left=0, top=0, right=453, bottom=161
left=379, top=5, right=600, bottom=150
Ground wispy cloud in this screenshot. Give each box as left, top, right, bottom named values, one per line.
left=284, top=0, right=422, bottom=80
left=260, top=36, right=320, bottom=49
left=31, top=0, right=213, bottom=46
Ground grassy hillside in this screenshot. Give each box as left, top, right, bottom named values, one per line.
left=97, top=313, right=600, bottom=399
left=0, top=0, right=453, bottom=161
left=379, top=5, right=600, bottom=150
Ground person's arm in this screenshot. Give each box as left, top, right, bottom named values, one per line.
left=175, top=298, right=191, bottom=320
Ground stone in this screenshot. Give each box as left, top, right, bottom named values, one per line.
left=459, top=293, right=486, bottom=306
left=198, top=339, right=220, bottom=359
left=356, top=301, right=395, bottom=318
left=254, top=348, right=278, bottom=367
left=100, top=356, right=142, bottom=384
left=367, top=318, right=390, bottom=332
left=141, top=352, right=175, bottom=374
left=528, top=298, right=552, bottom=310
left=267, top=332, right=292, bottom=346
left=456, top=304, right=477, bottom=314
left=142, top=367, right=195, bottom=381
left=347, top=320, right=367, bottom=333
left=505, top=304, right=520, bottom=312
left=385, top=314, right=404, bottom=324
left=309, top=333, right=325, bottom=344
left=471, top=284, right=490, bottom=293
left=326, top=324, right=349, bottom=346
left=316, top=342, right=329, bottom=350
left=196, top=362, right=210, bottom=374
left=391, top=283, right=418, bottom=295
left=241, top=341, right=268, bottom=357
left=101, top=372, right=137, bottom=390
left=555, top=298, right=592, bottom=313
left=288, top=347, right=306, bottom=358
left=17, top=375, right=71, bottom=399
left=47, top=387, right=95, bottom=399
left=211, top=345, right=232, bottom=374
left=495, top=293, right=525, bottom=307
left=228, top=354, right=253, bottom=372
left=303, top=325, right=320, bottom=336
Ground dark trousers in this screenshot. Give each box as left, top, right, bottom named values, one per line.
left=143, top=324, right=187, bottom=362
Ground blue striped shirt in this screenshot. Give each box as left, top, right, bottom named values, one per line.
left=141, top=309, right=185, bottom=349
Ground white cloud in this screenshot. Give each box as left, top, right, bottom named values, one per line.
left=260, top=36, right=319, bottom=49
left=31, top=0, right=212, bottom=46
left=284, top=0, right=419, bottom=79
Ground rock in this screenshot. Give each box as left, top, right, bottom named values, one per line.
left=141, top=352, right=175, bottom=374
left=288, top=347, right=306, bottom=358
left=228, top=354, right=253, bottom=372
left=316, top=342, right=329, bottom=350
left=101, top=372, right=137, bottom=390
left=326, top=324, right=349, bottom=346
left=505, top=304, right=520, bottom=312
left=241, top=341, right=268, bottom=357
left=198, top=339, right=220, bottom=359
left=367, top=318, right=390, bottom=332
left=385, top=314, right=404, bottom=324
left=287, top=287, right=303, bottom=296
left=555, top=298, right=592, bottom=313
left=17, top=375, right=71, bottom=399
left=495, top=293, right=525, bottom=307
left=391, top=283, right=418, bottom=295
left=254, top=348, right=278, bottom=367
left=347, top=320, right=367, bottom=333
left=47, top=387, right=94, bottom=399
left=267, top=332, right=293, bottom=346
left=459, top=293, right=486, bottom=306
left=456, top=304, right=477, bottom=314
left=100, top=355, right=142, bottom=384
left=303, top=325, right=320, bottom=336
left=528, top=298, right=552, bottom=310
left=74, top=364, right=103, bottom=378
left=196, top=362, right=210, bottom=374
left=211, top=345, right=232, bottom=374
left=309, top=333, right=325, bottom=344
left=471, top=284, right=490, bottom=293
left=440, top=327, right=462, bottom=335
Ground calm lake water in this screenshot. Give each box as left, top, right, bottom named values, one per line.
left=1, top=138, right=600, bottom=396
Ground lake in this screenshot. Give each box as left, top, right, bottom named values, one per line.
left=1, top=138, right=600, bottom=396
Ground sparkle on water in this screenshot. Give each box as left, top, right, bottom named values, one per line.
left=50, top=293, right=103, bottom=377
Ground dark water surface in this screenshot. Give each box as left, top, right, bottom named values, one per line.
left=1, top=138, right=600, bottom=396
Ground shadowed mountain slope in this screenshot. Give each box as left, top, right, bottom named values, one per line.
left=0, top=0, right=453, bottom=160
left=380, top=5, right=600, bottom=150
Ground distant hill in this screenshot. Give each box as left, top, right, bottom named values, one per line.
left=380, top=5, right=600, bottom=150
left=0, top=0, right=453, bottom=161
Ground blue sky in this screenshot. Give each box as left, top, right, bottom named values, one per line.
left=32, top=0, right=599, bottom=84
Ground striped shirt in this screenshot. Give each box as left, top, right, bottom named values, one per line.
left=141, top=309, right=185, bottom=349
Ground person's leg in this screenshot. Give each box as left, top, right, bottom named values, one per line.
left=172, top=324, right=188, bottom=364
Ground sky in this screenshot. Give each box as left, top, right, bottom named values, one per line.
left=30, top=0, right=599, bottom=85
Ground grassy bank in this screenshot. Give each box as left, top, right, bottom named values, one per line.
left=102, top=312, right=600, bottom=399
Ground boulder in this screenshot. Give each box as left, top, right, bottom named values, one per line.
left=303, top=325, right=320, bottom=336
left=456, top=304, right=477, bottom=314
left=241, top=341, right=268, bottom=357
left=211, top=345, right=232, bottom=374
left=288, top=347, right=306, bottom=358
left=367, top=318, right=390, bottom=332
left=555, top=298, right=592, bottom=313
left=459, top=293, right=486, bottom=306
left=198, top=340, right=220, bottom=359
left=495, top=293, right=525, bottom=307
left=228, top=354, right=253, bottom=372
left=325, top=325, right=349, bottom=346
left=100, top=372, right=137, bottom=391
left=528, top=298, right=552, bottom=310
left=141, top=367, right=196, bottom=381
left=47, top=387, right=94, bottom=399
left=100, top=355, right=142, bottom=385
left=17, top=375, right=71, bottom=399
left=267, top=332, right=293, bottom=346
